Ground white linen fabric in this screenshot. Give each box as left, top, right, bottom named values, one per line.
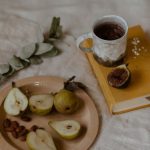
left=0, top=0, right=149, bottom=150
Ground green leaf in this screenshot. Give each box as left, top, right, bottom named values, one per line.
left=21, top=59, right=30, bottom=68
left=41, top=47, right=59, bottom=57
left=9, top=55, right=24, bottom=71
left=49, top=17, right=62, bottom=39
left=0, top=64, right=10, bottom=74
left=35, top=43, right=54, bottom=55
left=5, top=66, right=16, bottom=77
left=0, top=74, right=7, bottom=83
left=0, top=67, right=16, bottom=84
left=29, top=56, right=43, bottom=65
left=46, top=38, right=57, bottom=43
left=55, top=25, right=62, bottom=38
left=49, top=17, right=57, bottom=38
left=19, top=43, right=36, bottom=59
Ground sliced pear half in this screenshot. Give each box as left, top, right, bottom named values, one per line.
left=4, top=88, right=28, bottom=116
left=26, top=129, right=57, bottom=150
left=29, top=94, right=54, bottom=115
left=49, top=120, right=81, bottom=140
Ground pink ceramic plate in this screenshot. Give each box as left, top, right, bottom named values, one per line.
left=0, top=76, right=100, bottom=150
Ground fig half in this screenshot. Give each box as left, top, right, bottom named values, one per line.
left=107, top=64, right=131, bottom=88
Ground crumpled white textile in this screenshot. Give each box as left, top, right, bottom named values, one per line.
left=0, top=0, right=150, bottom=150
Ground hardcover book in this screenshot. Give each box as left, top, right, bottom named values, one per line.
left=85, top=25, right=150, bottom=114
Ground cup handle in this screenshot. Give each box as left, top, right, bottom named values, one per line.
left=76, top=32, right=93, bottom=52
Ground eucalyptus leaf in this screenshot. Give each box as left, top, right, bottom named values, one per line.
left=41, top=47, right=58, bottom=57
left=9, top=55, right=24, bottom=71
left=46, top=38, right=57, bottom=43
left=21, top=59, right=30, bottom=68
left=22, top=58, right=30, bottom=63
left=0, top=64, right=10, bottom=74
left=19, top=43, right=36, bottom=59
left=35, top=43, right=54, bottom=55
left=29, top=56, right=43, bottom=65
left=49, top=17, right=62, bottom=39
left=55, top=25, right=62, bottom=38
left=49, top=17, right=58, bottom=38
left=0, top=74, right=7, bottom=83
left=5, top=66, right=16, bottom=77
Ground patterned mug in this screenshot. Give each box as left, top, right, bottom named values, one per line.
left=77, top=15, right=128, bottom=67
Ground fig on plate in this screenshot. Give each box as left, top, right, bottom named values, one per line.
left=4, top=87, right=28, bottom=116
left=48, top=120, right=81, bottom=140
left=107, top=64, right=131, bottom=88
left=54, top=89, right=80, bottom=114
left=29, top=94, right=54, bottom=115
left=26, top=129, right=57, bottom=150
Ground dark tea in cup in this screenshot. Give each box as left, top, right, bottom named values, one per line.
left=94, top=22, right=125, bottom=40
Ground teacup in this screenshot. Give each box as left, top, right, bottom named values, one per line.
left=77, top=15, right=128, bottom=67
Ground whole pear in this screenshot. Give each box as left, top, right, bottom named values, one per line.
left=54, top=89, right=80, bottom=114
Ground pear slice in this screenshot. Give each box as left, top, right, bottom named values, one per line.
left=4, top=88, right=28, bottom=116
left=26, top=129, right=57, bottom=150
left=49, top=120, right=81, bottom=140
left=29, top=94, right=54, bottom=115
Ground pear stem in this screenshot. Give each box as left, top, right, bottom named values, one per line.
left=11, top=81, right=16, bottom=88
left=66, top=76, right=76, bottom=83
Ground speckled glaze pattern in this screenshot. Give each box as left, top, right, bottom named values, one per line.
left=93, top=31, right=127, bottom=62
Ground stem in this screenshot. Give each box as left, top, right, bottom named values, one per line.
left=67, top=76, right=76, bottom=83
left=11, top=81, right=16, bottom=88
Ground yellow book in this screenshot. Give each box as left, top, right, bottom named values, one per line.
left=85, top=25, right=150, bottom=114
